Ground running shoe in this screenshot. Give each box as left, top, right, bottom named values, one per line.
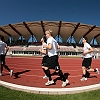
left=10, top=70, right=13, bottom=77
left=80, top=77, right=87, bottom=81
left=0, top=73, right=2, bottom=76
left=95, top=68, right=99, bottom=74
left=45, top=80, right=54, bottom=86
left=43, top=75, right=48, bottom=79
left=62, top=79, right=69, bottom=87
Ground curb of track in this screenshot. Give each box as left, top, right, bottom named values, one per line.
left=0, top=80, right=100, bottom=94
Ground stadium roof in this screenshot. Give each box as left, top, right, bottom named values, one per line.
left=0, top=21, right=100, bottom=45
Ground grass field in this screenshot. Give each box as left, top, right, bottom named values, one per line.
left=0, top=85, right=100, bottom=100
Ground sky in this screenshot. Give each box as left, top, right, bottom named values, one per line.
left=0, top=0, right=100, bottom=26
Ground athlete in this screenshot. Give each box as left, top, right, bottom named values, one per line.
left=0, top=36, right=13, bottom=76
left=81, top=37, right=99, bottom=81
left=43, top=29, right=69, bottom=87
left=39, top=35, right=48, bottom=79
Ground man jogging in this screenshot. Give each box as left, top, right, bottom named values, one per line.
left=0, top=36, right=13, bottom=76
left=81, top=37, right=99, bottom=81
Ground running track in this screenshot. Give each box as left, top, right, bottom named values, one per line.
left=0, top=56, right=100, bottom=94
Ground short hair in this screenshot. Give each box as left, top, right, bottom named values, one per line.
left=0, top=35, right=2, bottom=39
left=0, top=35, right=4, bottom=41
left=83, top=37, right=88, bottom=42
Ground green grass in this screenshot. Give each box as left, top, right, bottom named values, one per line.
left=0, top=85, right=100, bottom=100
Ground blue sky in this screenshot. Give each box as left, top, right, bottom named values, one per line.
left=0, top=0, right=100, bottom=26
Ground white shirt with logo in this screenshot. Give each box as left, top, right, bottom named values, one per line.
left=47, top=37, right=58, bottom=57
left=41, top=42, right=47, bottom=56
left=83, top=43, right=92, bottom=58
left=0, top=41, right=6, bottom=55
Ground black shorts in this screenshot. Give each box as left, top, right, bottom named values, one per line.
left=82, top=58, right=92, bottom=69
left=41, top=55, right=48, bottom=66
left=0, top=55, right=5, bottom=65
left=45, top=55, right=60, bottom=71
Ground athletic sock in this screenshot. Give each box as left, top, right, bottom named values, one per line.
left=94, top=69, right=96, bottom=72
left=58, top=70, right=66, bottom=82
left=42, top=68, right=47, bottom=75
left=3, top=65, right=10, bottom=72
left=82, top=74, right=86, bottom=78
left=0, top=65, right=3, bottom=73
left=45, top=69, right=52, bottom=81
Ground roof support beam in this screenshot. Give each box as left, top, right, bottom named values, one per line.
left=57, top=21, right=62, bottom=42
left=9, top=24, right=23, bottom=42
left=9, top=24, right=22, bottom=36
left=71, top=23, right=80, bottom=36
left=83, top=25, right=96, bottom=37
left=94, top=33, right=100, bottom=39
left=41, top=21, right=45, bottom=35
left=23, top=22, right=33, bottom=35
left=0, top=27, right=11, bottom=36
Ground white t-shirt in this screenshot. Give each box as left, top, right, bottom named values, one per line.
left=0, top=41, right=6, bottom=55
left=47, top=37, right=58, bottom=57
left=41, top=42, right=47, bottom=56
left=83, top=43, right=92, bottom=58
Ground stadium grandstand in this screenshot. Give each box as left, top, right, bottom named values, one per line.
left=0, top=21, right=100, bottom=58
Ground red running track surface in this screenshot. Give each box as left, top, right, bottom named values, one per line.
left=0, top=57, right=100, bottom=88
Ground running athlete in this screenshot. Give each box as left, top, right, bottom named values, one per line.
left=81, top=37, right=99, bottom=81
left=0, top=36, right=13, bottom=76
left=39, top=35, right=48, bottom=79
left=43, top=29, right=69, bottom=87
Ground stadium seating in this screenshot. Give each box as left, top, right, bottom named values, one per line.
left=7, top=45, right=100, bottom=57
